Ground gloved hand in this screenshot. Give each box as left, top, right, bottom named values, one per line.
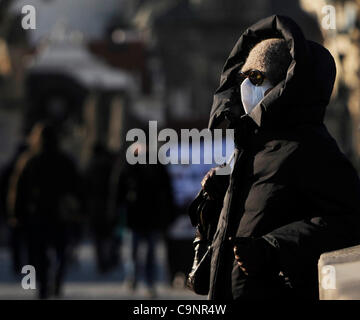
left=231, top=237, right=278, bottom=277
left=201, top=165, right=230, bottom=201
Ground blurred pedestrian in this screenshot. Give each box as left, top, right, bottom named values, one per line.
left=7, top=122, right=82, bottom=299
left=114, top=142, right=174, bottom=298
left=84, top=142, right=120, bottom=273
left=0, top=141, right=28, bottom=274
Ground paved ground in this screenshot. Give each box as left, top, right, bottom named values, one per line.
left=0, top=233, right=204, bottom=300
left=0, top=282, right=203, bottom=300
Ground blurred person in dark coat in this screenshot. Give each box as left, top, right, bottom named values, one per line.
left=114, top=142, right=174, bottom=297
left=84, top=142, right=120, bottom=273
left=7, top=122, right=82, bottom=299
left=195, top=15, right=360, bottom=300
left=0, top=141, right=28, bottom=274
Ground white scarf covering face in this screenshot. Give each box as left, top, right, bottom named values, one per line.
left=240, top=78, right=272, bottom=114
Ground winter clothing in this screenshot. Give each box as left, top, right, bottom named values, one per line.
left=84, top=144, right=120, bottom=273
left=115, top=152, right=175, bottom=291
left=116, top=160, right=174, bottom=233
left=9, top=124, right=82, bottom=299
left=241, top=38, right=292, bottom=86
left=206, top=15, right=360, bottom=300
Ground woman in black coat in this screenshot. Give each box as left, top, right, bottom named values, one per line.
left=200, top=15, right=360, bottom=300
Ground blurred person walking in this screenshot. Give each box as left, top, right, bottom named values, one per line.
left=7, top=122, right=82, bottom=299
left=84, top=142, right=121, bottom=273
left=0, top=141, right=28, bottom=274
left=114, top=143, right=174, bottom=298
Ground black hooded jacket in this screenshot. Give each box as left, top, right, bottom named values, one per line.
left=207, top=15, right=360, bottom=300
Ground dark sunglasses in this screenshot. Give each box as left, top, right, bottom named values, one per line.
left=236, top=69, right=266, bottom=86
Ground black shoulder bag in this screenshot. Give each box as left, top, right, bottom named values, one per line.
left=186, top=188, right=225, bottom=295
